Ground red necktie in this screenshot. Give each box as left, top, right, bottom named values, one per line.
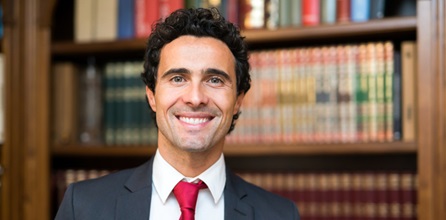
left=173, top=180, right=207, bottom=220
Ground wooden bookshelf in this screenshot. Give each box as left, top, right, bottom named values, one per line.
left=3, top=1, right=446, bottom=220
left=51, top=16, right=416, bottom=55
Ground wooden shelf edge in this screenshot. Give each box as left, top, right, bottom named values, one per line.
left=244, top=16, right=417, bottom=44
left=51, top=38, right=148, bottom=55
left=52, top=142, right=417, bottom=157
left=51, top=17, right=416, bottom=55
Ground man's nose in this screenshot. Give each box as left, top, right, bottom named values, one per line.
left=182, top=82, right=209, bottom=107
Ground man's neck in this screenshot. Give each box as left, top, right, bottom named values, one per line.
left=158, top=143, right=224, bottom=177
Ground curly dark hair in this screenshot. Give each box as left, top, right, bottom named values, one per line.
left=141, top=7, right=251, bottom=134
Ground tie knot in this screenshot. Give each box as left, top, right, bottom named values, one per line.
left=173, top=180, right=207, bottom=220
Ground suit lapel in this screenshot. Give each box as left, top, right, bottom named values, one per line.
left=224, top=169, right=254, bottom=220
left=116, top=158, right=154, bottom=220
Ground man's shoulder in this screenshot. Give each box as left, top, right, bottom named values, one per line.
left=74, top=167, right=134, bottom=189
left=228, top=173, right=300, bottom=219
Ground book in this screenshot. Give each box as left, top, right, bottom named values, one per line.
left=279, top=0, right=291, bottom=27
left=369, top=0, right=385, bottom=19
left=302, top=0, right=320, bottom=26
left=321, top=0, right=337, bottom=24
left=384, top=0, right=416, bottom=17
left=159, top=0, right=184, bottom=20
left=336, top=0, right=350, bottom=23
left=391, top=45, right=401, bottom=140
left=78, top=57, right=103, bottom=144
left=350, top=0, right=370, bottom=22
left=52, top=62, right=79, bottom=145
left=401, top=41, right=417, bottom=142
left=117, top=0, right=135, bottom=39
left=135, top=0, right=159, bottom=38
left=240, top=0, right=265, bottom=29
left=95, top=0, right=118, bottom=41
left=290, top=0, right=302, bottom=27
left=74, top=0, right=94, bottom=42
left=265, top=0, right=279, bottom=29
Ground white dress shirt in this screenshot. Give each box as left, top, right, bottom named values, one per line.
left=149, top=150, right=226, bottom=220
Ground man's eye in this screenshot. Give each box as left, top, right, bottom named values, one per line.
left=209, top=77, right=223, bottom=84
left=171, top=76, right=184, bottom=83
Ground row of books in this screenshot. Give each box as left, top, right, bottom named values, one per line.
left=242, top=0, right=388, bottom=29
left=53, top=169, right=417, bottom=220
left=74, top=0, right=240, bottom=43
left=52, top=41, right=416, bottom=146
left=51, top=60, right=158, bottom=146
left=227, top=41, right=417, bottom=144
left=73, top=0, right=416, bottom=43
left=74, top=0, right=183, bottom=42
left=238, top=170, right=417, bottom=220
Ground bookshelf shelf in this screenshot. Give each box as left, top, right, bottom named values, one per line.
left=244, top=16, right=417, bottom=44
left=52, top=142, right=417, bottom=157
left=51, top=16, right=416, bottom=56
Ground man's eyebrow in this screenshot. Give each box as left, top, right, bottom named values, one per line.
left=160, top=68, right=190, bottom=79
left=204, top=68, right=232, bottom=82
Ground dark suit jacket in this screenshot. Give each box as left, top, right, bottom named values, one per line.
left=55, top=157, right=300, bottom=220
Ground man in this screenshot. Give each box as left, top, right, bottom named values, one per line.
left=55, top=8, right=300, bottom=220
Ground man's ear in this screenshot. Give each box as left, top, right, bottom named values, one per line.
left=145, top=86, right=157, bottom=112
left=233, top=92, right=245, bottom=115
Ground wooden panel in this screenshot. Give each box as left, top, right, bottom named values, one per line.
left=1, top=0, right=53, bottom=219
left=416, top=0, right=446, bottom=219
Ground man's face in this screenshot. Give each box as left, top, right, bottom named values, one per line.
left=146, top=35, right=244, bottom=153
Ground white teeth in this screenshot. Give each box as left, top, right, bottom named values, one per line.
left=179, top=117, right=209, bottom=125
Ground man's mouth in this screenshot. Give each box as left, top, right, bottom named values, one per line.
left=178, top=116, right=212, bottom=125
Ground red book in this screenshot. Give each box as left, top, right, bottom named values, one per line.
left=387, top=172, right=402, bottom=220
left=400, top=172, right=417, bottom=220
left=336, top=0, right=350, bottom=23
left=159, top=0, right=184, bottom=20
left=135, top=0, right=159, bottom=38
left=302, top=0, right=320, bottom=26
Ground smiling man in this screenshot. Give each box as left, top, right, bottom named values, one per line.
left=55, top=8, right=300, bottom=220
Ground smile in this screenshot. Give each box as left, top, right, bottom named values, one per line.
left=178, top=116, right=211, bottom=125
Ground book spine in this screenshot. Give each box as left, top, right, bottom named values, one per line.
left=117, top=0, right=135, bottom=39
left=388, top=172, right=402, bottom=220
left=135, top=0, right=159, bottom=38
left=336, top=0, right=350, bottom=23
left=103, top=62, right=117, bottom=145
left=239, top=0, right=265, bottom=29
left=265, top=0, right=280, bottom=29
left=350, top=0, right=370, bottom=22
left=375, top=42, right=387, bottom=142
left=279, top=0, right=291, bottom=27
left=366, top=42, right=378, bottom=142
left=302, top=0, right=320, bottom=26
left=321, top=0, right=337, bottom=24
left=369, top=0, right=385, bottom=19
left=401, top=41, right=417, bottom=142
left=290, top=0, right=302, bottom=27
left=74, top=0, right=94, bottom=42
left=78, top=58, right=103, bottom=144
left=388, top=43, right=400, bottom=141
left=95, top=0, right=118, bottom=41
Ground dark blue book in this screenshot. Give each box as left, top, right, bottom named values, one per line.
left=392, top=50, right=402, bottom=140
left=118, top=0, right=135, bottom=39
left=369, top=0, right=385, bottom=19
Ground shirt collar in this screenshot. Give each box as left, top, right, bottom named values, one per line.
left=152, top=150, right=226, bottom=204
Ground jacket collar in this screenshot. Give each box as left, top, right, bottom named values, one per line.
left=115, top=157, right=255, bottom=220
left=116, top=159, right=153, bottom=220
